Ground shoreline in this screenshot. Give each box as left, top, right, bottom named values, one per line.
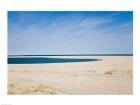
left=8, top=56, right=133, bottom=95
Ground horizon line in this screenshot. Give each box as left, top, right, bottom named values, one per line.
left=8, top=54, right=133, bottom=56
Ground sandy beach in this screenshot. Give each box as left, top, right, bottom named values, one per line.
left=8, top=56, right=133, bottom=95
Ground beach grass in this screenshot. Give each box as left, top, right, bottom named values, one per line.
left=8, top=84, right=57, bottom=95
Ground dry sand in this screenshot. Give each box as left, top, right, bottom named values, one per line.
left=8, top=56, right=133, bottom=95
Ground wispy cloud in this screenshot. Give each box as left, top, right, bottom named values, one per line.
left=8, top=11, right=133, bottom=55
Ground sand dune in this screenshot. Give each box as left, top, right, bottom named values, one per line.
left=8, top=56, right=133, bottom=95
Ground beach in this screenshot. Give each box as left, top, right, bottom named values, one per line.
left=8, top=56, right=133, bottom=95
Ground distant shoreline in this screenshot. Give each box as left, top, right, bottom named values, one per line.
left=8, top=54, right=133, bottom=57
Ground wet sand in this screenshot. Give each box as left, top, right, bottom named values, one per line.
left=8, top=56, right=133, bottom=95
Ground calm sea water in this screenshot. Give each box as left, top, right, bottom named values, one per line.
left=8, top=54, right=132, bottom=64
left=8, top=57, right=100, bottom=64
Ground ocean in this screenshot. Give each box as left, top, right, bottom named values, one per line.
left=8, top=54, right=132, bottom=64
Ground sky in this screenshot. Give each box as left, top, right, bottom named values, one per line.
left=8, top=11, right=133, bottom=55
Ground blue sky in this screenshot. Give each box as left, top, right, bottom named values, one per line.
left=8, top=11, right=133, bottom=55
